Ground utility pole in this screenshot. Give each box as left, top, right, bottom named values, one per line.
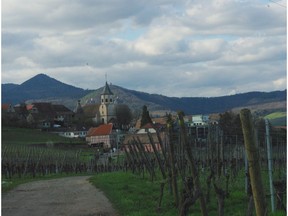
left=265, top=119, right=275, bottom=212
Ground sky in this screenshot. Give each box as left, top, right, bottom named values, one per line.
left=1, top=0, right=287, bottom=97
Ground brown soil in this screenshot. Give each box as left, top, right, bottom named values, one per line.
left=2, top=176, right=118, bottom=216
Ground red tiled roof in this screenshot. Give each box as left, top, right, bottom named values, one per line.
left=2, top=104, right=10, bottom=111
left=123, top=133, right=160, bottom=145
left=26, top=104, right=34, bottom=110
left=141, top=122, right=155, bottom=129
left=274, top=126, right=287, bottom=130
left=87, top=123, right=113, bottom=137
left=152, top=117, right=167, bottom=125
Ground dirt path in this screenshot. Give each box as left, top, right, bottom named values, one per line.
left=2, top=176, right=118, bottom=216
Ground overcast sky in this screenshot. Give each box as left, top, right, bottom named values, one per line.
left=2, top=0, right=287, bottom=97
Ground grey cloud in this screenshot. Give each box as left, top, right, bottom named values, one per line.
left=1, top=0, right=286, bottom=97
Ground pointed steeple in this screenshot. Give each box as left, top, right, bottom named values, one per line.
left=99, top=81, right=116, bottom=124
left=74, top=100, right=84, bottom=114
left=102, top=82, right=113, bottom=95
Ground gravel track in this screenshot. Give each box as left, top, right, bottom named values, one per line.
left=2, top=176, right=118, bottom=216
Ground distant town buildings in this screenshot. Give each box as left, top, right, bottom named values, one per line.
left=2, top=80, right=225, bottom=153
left=184, top=114, right=218, bottom=141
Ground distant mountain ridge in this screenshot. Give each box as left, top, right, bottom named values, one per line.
left=2, top=73, right=286, bottom=115
left=2, top=74, right=92, bottom=107
left=83, top=85, right=287, bottom=115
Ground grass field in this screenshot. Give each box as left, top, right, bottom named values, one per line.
left=2, top=127, right=85, bottom=145
left=263, top=112, right=287, bottom=126
left=264, top=112, right=286, bottom=120
left=2, top=127, right=97, bottom=184
left=90, top=172, right=285, bottom=216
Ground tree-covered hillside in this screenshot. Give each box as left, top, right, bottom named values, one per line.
left=82, top=84, right=286, bottom=115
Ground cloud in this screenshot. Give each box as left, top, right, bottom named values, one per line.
left=2, top=0, right=286, bottom=98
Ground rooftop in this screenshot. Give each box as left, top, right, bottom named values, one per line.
left=102, top=82, right=113, bottom=95
left=86, top=123, right=113, bottom=136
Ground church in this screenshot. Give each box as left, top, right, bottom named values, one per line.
left=99, top=82, right=116, bottom=124
left=74, top=81, right=117, bottom=125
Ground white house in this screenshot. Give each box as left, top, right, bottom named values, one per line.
left=58, top=130, right=87, bottom=138
left=187, top=114, right=209, bottom=140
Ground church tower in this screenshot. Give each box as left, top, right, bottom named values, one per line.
left=99, top=82, right=116, bottom=124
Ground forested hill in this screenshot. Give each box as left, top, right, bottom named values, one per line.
left=2, top=73, right=286, bottom=114
left=2, top=74, right=92, bottom=106
left=82, top=85, right=286, bottom=115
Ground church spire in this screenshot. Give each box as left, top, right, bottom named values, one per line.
left=102, top=81, right=113, bottom=95
left=74, top=100, right=84, bottom=114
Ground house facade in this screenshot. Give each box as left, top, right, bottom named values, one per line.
left=86, top=123, right=116, bottom=149
left=2, top=104, right=15, bottom=113
left=186, top=114, right=211, bottom=140
left=137, top=123, right=157, bottom=134
left=26, top=102, right=74, bottom=129
left=123, top=122, right=162, bottom=152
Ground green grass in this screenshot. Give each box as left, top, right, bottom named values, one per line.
left=2, top=127, right=85, bottom=145
left=264, top=112, right=286, bottom=120
left=3, top=171, right=285, bottom=216
left=90, top=172, right=178, bottom=216
left=90, top=172, right=243, bottom=216
left=90, top=171, right=286, bottom=216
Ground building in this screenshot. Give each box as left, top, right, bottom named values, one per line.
left=74, top=100, right=84, bottom=121
left=123, top=133, right=162, bottom=152
left=26, top=102, right=74, bottom=129
left=76, top=82, right=117, bottom=125
left=187, top=114, right=209, bottom=140
left=99, top=82, right=116, bottom=124
left=58, top=130, right=88, bottom=138
left=86, top=123, right=116, bottom=149
left=123, top=122, right=162, bottom=152
left=137, top=122, right=157, bottom=134
left=2, top=104, right=15, bottom=113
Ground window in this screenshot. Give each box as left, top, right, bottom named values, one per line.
left=105, top=99, right=108, bottom=102
left=110, top=99, right=112, bottom=102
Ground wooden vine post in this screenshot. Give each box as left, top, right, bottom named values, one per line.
left=178, top=112, right=208, bottom=216
left=240, top=109, right=267, bottom=216
left=167, top=116, right=180, bottom=208
left=147, top=132, right=167, bottom=209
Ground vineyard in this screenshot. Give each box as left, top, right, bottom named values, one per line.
left=2, top=143, right=125, bottom=180
left=2, top=110, right=287, bottom=215
left=120, top=111, right=286, bottom=215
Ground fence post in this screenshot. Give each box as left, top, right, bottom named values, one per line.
left=166, top=120, right=179, bottom=208
left=244, top=151, right=248, bottom=194
left=178, top=113, right=208, bottom=216
left=265, top=119, right=275, bottom=212
left=240, top=109, right=267, bottom=216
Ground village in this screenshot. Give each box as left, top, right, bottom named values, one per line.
left=2, top=81, right=220, bottom=154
